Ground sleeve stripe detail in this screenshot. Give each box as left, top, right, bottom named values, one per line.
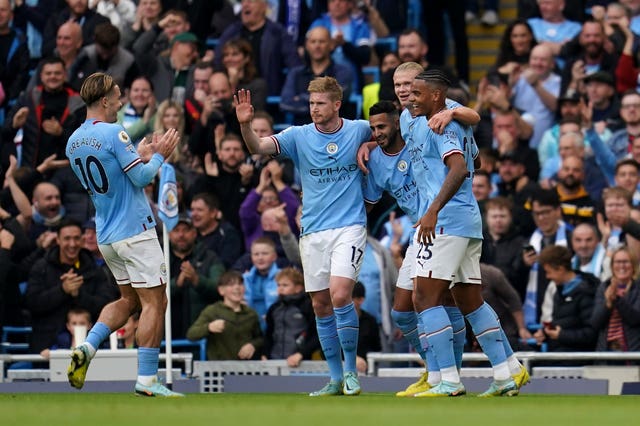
left=270, top=136, right=281, bottom=155
left=442, top=149, right=463, bottom=162
left=123, top=158, right=142, bottom=173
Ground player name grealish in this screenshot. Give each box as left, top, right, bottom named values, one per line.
left=68, top=138, right=103, bottom=154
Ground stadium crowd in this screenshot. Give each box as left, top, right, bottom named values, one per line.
left=1, top=0, right=640, bottom=373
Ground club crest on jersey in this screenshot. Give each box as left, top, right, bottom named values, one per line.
left=326, top=143, right=338, bottom=155
left=160, top=263, right=167, bottom=276
left=118, top=131, right=130, bottom=144
left=397, top=160, right=408, bottom=172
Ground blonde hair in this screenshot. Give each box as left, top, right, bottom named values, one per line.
left=395, top=62, right=424, bottom=75
left=307, top=76, right=343, bottom=102
left=154, top=100, right=185, bottom=164
left=611, top=246, right=639, bottom=281
left=80, top=73, right=117, bottom=107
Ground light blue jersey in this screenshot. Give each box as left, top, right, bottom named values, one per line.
left=400, top=99, right=462, bottom=145
left=364, top=145, right=420, bottom=223
left=271, top=118, right=370, bottom=235
left=66, top=119, right=164, bottom=244
left=411, top=118, right=482, bottom=239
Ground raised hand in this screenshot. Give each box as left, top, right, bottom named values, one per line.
left=234, top=89, right=254, bottom=124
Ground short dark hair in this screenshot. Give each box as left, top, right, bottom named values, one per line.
left=192, top=192, right=219, bottom=210
left=56, top=218, right=83, bottom=235
left=615, top=158, right=640, bottom=175
left=530, top=188, right=560, bottom=209
left=415, top=69, right=451, bottom=89
left=369, top=100, right=398, bottom=117
left=94, top=22, right=120, bottom=49
left=538, top=245, right=572, bottom=270
left=219, top=270, right=243, bottom=287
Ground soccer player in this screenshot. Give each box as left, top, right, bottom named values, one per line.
left=65, top=73, right=181, bottom=397
left=235, top=77, right=369, bottom=396
left=361, top=62, right=481, bottom=397
left=409, top=69, right=524, bottom=397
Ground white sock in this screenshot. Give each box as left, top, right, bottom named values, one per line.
left=493, top=361, right=511, bottom=381
left=440, top=366, right=460, bottom=383
left=427, top=370, right=441, bottom=386
left=82, top=342, right=97, bottom=359
left=507, top=355, right=522, bottom=375
left=137, top=375, right=157, bottom=386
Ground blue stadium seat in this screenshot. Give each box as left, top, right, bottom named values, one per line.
left=363, top=66, right=380, bottom=83
left=407, top=0, right=422, bottom=29
left=1, top=326, right=32, bottom=354
left=375, top=37, right=397, bottom=54
left=205, top=38, right=219, bottom=49
left=349, top=93, right=363, bottom=119
left=161, top=338, right=207, bottom=361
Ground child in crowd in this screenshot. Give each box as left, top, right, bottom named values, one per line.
left=40, top=308, right=92, bottom=359
left=263, top=268, right=319, bottom=367
left=186, top=271, right=263, bottom=360
left=243, top=237, right=281, bottom=330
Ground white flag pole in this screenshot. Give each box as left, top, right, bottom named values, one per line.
left=163, top=222, right=174, bottom=388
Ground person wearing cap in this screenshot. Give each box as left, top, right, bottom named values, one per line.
left=136, top=30, right=200, bottom=103
left=537, top=89, right=585, bottom=165
left=583, top=70, right=621, bottom=125
left=168, top=213, right=225, bottom=339
left=559, top=19, right=619, bottom=95
left=496, top=149, right=540, bottom=237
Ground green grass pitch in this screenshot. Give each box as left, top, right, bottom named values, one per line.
left=1, top=393, right=639, bottom=426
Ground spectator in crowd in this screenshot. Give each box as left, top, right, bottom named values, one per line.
left=472, top=169, right=494, bottom=215
left=71, top=22, right=139, bottom=90
left=526, top=0, right=581, bottom=57
left=53, top=21, right=84, bottom=90
left=116, top=76, right=156, bottom=145
left=274, top=0, right=326, bottom=47
left=0, top=0, right=30, bottom=116
left=582, top=70, right=621, bottom=126
left=219, top=38, right=267, bottom=111
left=183, top=60, right=214, bottom=135
left=263, top=267, right=319, bottom=366
left=571, top=222, right=610, bottom=281
left=613, top=159, right=640, bottom=207
left=599, top=186, right=640, bottom=260
left=534, top=245, right=598, bottom=352
left=40, top=307, right=92, bottom=358
left=492, top=110, right=540, bottom=180
left=2, top=57, right=85, bottom=171
left=496, top=150, right=540, bottom=237
left=243, top=237, right=281, bottom=331
left=560, top=19, right=619, bottom=94
left=215, top=0, right=301, bottom=96
left=186, top=270, right=263, bottom=360
left=615, top=13, right=640, bottom=93
left=239, top=160, right=300, bottom=251
left=310, top=0, right=373, bottom=92
left=362, top=51, right=400, bottom=119
left=91, top=0, right=136, bottom=33
left=189, top=134, right=253, bottom=232
left=478, top=263, right=531, bottom=351
left=522, top=189, right=573, bottom=325
left=473, top=71, right=534, bottom=150
left=280, top=26, right=354, bottom=124
left=554, top=155, right=597, bottom=226
left=189, top=192, right=243, bottom=269
left=42, top=0, right=110, bottom=58
left=12, top=0, right=59, bottom=64
left=352, top=281, right=381, bottom=374
left=137, top=31, right=199, bottom=104
left=127, top=8, right=190, bottom=57
left=120, top=0, right=163, bottom=48
left=175, top=0, right=235, bottom=42
left=25, top=218, right=117, bottom=353
left=169, top=213, right=225, bottom=339
left=591, top=246, right=640, bottom=352
left=29, top=181, right=67, bottom=245
left=481, top=197, right=530, bottom=293
left=511, top=44, right=561, bottom=149
left=494, top=19, right=537, bottom=74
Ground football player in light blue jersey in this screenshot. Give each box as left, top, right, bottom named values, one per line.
left=65, top=73, right=183, bottom=397
left=410, top=69, right=525, bottom=397
left=235, top=77, right=370, bottom=397
left=359, top=62, right=484, bottom=397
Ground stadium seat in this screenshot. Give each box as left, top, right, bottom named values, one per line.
left=161, top=338, right=207, bottom=361
left=349, top=93, right=364, bottom=119
left=1, top=326, right=32, bottom=354
left=407, top=0, right=422, bottom=29
left=363, top=66, right=380, bottom=84
left=205, top=38, right=219, bottom=49
left=375, top=37, right=397, bottom=54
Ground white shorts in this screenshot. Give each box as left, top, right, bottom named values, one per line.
left=396, top=243, right=417, bottom=291
left=413, top=229, right=482, bottom=286
left=299, top=224, right=367, bottom=292
left=99, top=228, right=167, bottom=288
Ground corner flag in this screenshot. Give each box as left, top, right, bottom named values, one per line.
left=157, top=163, right=179, bottom=231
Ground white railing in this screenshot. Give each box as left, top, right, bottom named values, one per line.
left=365, top=351, right=640, bottom=376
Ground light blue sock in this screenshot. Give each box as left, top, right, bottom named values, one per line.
left=334, top=303, right=359, bottom=374
left=138, top=347, right=160, bottom=377
left=465, top=303, right=508, bottom=368
left=85, top=322, right=111, bottom=355
left=484, top=302, right=515, bottom=358
left=445, top=306, right=466, bottom=371
left=418, top=306, right=456, bottom=370
left=316, top=315, right=343, bottom=382
left=391, top=309, right=427, bottom=363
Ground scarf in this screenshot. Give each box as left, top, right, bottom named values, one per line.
left=523, top=220, right=569, bottom=326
